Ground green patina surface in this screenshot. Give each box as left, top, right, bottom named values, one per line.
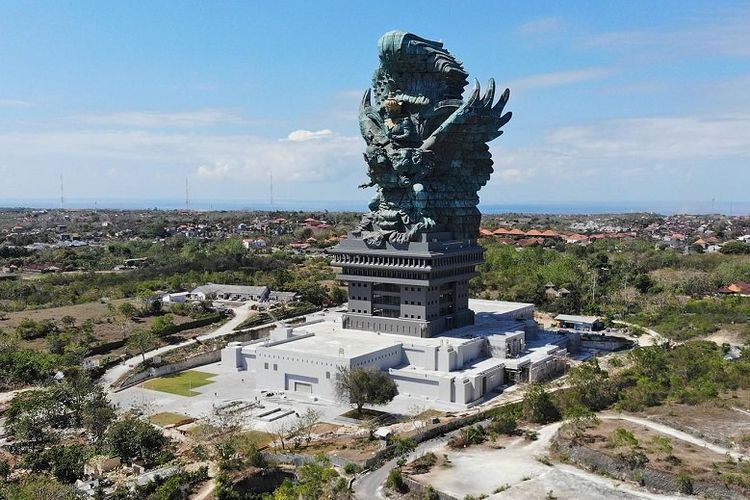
left=354, top=31, right=512, bottom=246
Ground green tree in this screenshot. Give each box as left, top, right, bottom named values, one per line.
left=1, top=475, right=80, bottom=500
left=522, top=384, right=560, bottom=424
left=720, top=240, right=750, bottom=255
left=270, top=456, right=346, bottom=500
left=334, top=366, right=399, bottom=417
left=107, top=416, right=171, bottom=466
left=118, top=301, right=139, bottom=319
left=150, top=314, right=175, bottom=336
left=127, top=328, right=159, bottom=363
left=24, top=444, right=86, bottom=483
left=565, top=359, right=617, bottom=411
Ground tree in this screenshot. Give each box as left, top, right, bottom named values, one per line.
left=24, top=444, right=86, bottom=483
left=565, top=359, right=617, bottom=411
left=270, top=455, right=347, bottom=500
left=107, top=416, right=171, bottom=466
left=334, top=366, right=398, bottom=417
left=118, top=301, right=139, bottom=319
left=720, top=240, right=750, bottom=255
left=2, top=475, right=80, bottom=500
left=491, top=411, right=518, bottom=435
left=150, top=314, right=175, bottom=336
left=127, top=328, right=158, bottom=363
left=295, top=407, right=322, bottom=446
left=522, top=384, right=560, bottom=424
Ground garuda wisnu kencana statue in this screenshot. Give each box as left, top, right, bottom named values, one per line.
left=354, top=31, right=511, bottom=247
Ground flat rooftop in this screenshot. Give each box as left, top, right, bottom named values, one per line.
left=252, top=299, right=537, bottom=357
left=252, top=322, right=401, bottom=359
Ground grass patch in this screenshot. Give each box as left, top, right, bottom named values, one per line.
left=236, top=430, right=274, bottom=449
left=142, top=370, right=217, bottom=397
left=149, top=412, right=192, bottom=427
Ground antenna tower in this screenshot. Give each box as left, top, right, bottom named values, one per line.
left=269, top=171, right=274, bottom=210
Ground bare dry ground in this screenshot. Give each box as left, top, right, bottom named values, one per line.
left=585, top=418, right=731, bottom=482
left=641, top=396, right=750, bottom=451
left=0, top=299, right=220, bottom=358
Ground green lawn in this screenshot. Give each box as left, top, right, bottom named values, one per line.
left=142, top=370, right=217, bottom=397
left=149, top=412, right=193, bottom=427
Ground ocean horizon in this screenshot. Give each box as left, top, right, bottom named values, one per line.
left=1, top=198, right=748, bottom=216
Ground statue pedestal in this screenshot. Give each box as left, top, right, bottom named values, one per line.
left=329, top=233, right=481, bottom=337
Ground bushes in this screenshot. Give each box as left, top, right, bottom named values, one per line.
left=448, top=425, right=487, bottom=449
left=491, top=411, right=518, bottom=435
left=386, top=467, right=408, bottom=493
left=522, top=384, right=561, bottom=424
left=15, top=318, right=57, bottom=340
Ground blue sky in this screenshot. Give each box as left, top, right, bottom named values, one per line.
left=0, top=1, right=748, bottom=211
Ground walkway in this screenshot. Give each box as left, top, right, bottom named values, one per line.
left=101, top=302, right=255, bottom=388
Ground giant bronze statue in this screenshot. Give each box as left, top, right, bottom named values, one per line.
left=354, top=31, right=511, bottom=246
left=332, top=32, right=512, bottom=337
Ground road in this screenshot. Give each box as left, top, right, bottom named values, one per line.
left=353, top=433, right=452, bottom=500
left=101, top=302, right=255, bottom=388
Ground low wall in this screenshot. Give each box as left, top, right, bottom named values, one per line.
left=262, top=448, right=385, bottom=470
left=580, top=334, right=634, bottom=352
left=403, top=476, right=459, bottom=500
left=114, top=350, right=222, bottom=391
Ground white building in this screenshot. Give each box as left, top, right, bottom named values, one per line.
left=221, top=299, right=573, bottom=406
left=191, top=284, right=270, bottom=302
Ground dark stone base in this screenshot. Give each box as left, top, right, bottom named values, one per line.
left=329, top=233, right=482, bottom=338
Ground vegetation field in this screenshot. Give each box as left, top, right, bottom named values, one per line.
left=142, top=370, right=217, bottom=397
left=149, top=412, right=193, bottom=427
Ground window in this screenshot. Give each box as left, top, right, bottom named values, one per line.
left=273, top=364, right=278, bottom=371
left=326, top=371, right=331, bottom=379
left=264, top=362, right=269, bottom=370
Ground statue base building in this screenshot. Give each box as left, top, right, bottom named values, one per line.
left=329, top=233, right=481, bottom=338
left=221, top=298, right=575, bottom=406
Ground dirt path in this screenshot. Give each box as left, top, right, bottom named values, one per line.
left=101, top=303, right=255, bottom=388
left=601, top=412, right=748, bottom=460
left=612, top=320, right=670, bottom=346
left=189, top=479, right=215, bottom=500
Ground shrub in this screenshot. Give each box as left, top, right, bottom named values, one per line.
left=491, top=412, right=518, bottom=435
left=608, top=428, right=639, bottom=449
left=522, top=384, right=560, bottom=424
left=409, top=452, right=437, bottom=474
left=676, top=473, right=693, bottom=494
left=386, top=467, right=407, bottom=493
left=343, top=462, right=360, bottom=475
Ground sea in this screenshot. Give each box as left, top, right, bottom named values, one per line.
left=1, top=198, right=749, bottom=216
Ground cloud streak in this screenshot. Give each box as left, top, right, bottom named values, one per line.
left=0, top=99, right=34, bottom=108
left=507, top=67, right=614, bottom=91
left=71, top=108, right=246, bottom=128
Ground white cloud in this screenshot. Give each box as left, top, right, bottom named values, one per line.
left=507, top=67, right=613, bottom=92
left=285, top=129, right=334, bottom=141
left=71, top=108, right=246, bottom=128
left=0, top=99, right=34, bottom=108
left=547, top=114, right=750, bottom=161
left=580, top=5, right=750, bottom=59
left=0, top=128, right=362, bottom=185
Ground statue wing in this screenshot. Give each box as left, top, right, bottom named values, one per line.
left=420, top=79, right=511, bottom=152
left=358, top=88, right=387, bottom=147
